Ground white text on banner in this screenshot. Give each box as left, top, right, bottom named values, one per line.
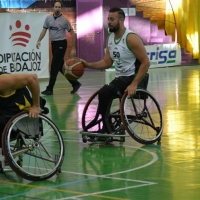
left=0, top=13, right=49, bottom=78
left=106, top=43, right=181, bottom=71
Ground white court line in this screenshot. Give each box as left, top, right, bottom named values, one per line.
left=60, top=183, right=156, bottom=200
left=108, top=145, right=158, bottom=176
left=57, top=145, right=158, bottom=200
left=62, top=170, right=156, bottom=184
left=63, top=145, right=158, bottom=177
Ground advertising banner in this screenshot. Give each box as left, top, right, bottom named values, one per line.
left=106, top=43, right=181, bottom=71
left=0, top=13, right=49, bottom=78
left=145, top=43, right=181, bottom=68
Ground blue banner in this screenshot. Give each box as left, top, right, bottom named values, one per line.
left=0, top=0, right=37, bottom=8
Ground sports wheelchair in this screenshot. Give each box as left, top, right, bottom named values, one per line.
left=0, top=111, right=65, bottom=181
left=80, top=74, right=164, bottom=145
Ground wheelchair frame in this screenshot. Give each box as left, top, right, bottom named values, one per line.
left=80, top=88, right=164, bottom=145
left=0, top=111, right=65, bottom=181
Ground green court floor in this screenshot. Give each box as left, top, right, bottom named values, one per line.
left=0, top=65, right=200, bottom=200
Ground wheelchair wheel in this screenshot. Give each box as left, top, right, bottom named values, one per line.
left=2, top=111, right=65, bottom=181
left=82, top=90, right=102, bottom=132
left=120, top=89, right=163, bottom=144
left=82, top=90, right=123, bottom=134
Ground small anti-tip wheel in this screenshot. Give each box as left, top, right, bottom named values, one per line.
left=105, top=137, right=112, bottom=145
left=93, top=137, right=98, bottom=142
left=120, top=137, right=125, bottom=143
left=82, top=135, right=88, bottom=143
left=56, top=167, right=61, bottom=175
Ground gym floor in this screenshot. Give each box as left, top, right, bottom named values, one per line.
left=0, top=65, right=200, bottom=200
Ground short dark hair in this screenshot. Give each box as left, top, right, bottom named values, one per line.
left=109, top=7, right=125, bottom=19
left=53, top=1, right=63, bottom=8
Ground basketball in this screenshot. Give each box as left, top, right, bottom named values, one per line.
left=63, top=58, right=84, bottom=80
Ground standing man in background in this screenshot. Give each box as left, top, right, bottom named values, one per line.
left=36, top=0, right=81, bottom=95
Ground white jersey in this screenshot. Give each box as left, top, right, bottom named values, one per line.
left=107, top=28, right=136, bottom=77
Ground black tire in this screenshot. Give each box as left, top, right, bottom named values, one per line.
left=2, top=111, right=65, bottom=181
left=82, top=90, right=102, bottom=132
left=120, top=89, right=163, bottom=144
left=82, top=90, right=124, bottom=135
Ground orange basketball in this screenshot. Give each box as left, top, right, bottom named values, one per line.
left=63, top=58, right=84, bottom=80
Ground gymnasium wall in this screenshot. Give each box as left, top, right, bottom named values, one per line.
left=0, top=1, right=76, bottom=69
left=1, top=0, right=199, bottom=66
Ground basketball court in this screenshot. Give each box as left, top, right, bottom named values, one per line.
left=0, top=65, right=200, bottom=199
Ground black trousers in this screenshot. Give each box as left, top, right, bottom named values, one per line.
left=47, top=39, right=80, bottom=92
left=98, top=76, right=134, bottom=126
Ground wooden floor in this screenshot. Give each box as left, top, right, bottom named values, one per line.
left=1, top=65, right=200, bottom=199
